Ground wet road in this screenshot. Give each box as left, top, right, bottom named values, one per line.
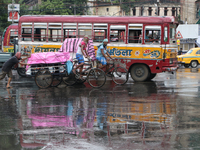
left=0, top=67, right=200, bottom=150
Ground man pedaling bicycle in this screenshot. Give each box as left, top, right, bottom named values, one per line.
left=72, top=35, right=90, bottom=77
left=96, top=39, right=114, bottom=76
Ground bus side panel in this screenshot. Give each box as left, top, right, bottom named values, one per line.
left=161, top=46, right=178, bottom=71
left=2, top=25, right=18, bottom=53
left=106, top=45, right=163, bottom=73
left=3, top=28, right=13, bottom=52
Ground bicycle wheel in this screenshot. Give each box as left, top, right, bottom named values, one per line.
left=35, top=69, right=52, bottom=89
left=51, top=75, right=63, bottom=87
left=87, top=68, right=106, bottom=88
left=112, top=67, right=129, bottom=85
left=63, top=73, right=77, bottom=86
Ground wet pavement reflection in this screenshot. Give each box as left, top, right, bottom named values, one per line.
left=0, top=68, right=200, bottom=149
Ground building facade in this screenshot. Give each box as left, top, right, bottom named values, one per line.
left=88, top=0, right=181, bottom=18
left=22, top=0, right=200, bottom=24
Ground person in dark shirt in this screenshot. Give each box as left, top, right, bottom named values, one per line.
left=178, top=48, right=182, bottom=55
left=0, top=52, right=29, bottom=88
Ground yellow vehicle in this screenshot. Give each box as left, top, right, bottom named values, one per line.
left=177, top=47, right=200, bottom=68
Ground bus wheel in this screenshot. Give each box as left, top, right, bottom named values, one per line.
left=17, top=67, right=26, bottom=77
left=130, top=64, right=150, bottom=82
left=190, top=60, right=198, bottom=68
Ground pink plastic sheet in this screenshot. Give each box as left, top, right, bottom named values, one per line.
left=27, top=52, right=70, bottom=65
left=59, top=38, right=96, bottom=61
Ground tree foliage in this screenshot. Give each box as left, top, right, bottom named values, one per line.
left=120, top=0, right=135, bottom=15
left=20, top=0, right=88, bottom=16
left=0, top=0, right=12, bottom=33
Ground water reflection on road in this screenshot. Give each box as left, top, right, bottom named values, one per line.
left=0, top=68, right=200, bottom=149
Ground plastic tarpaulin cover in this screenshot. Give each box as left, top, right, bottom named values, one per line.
left=59, top=38, right=96, bottom=61
left=27, top=52, right=70, bottom=65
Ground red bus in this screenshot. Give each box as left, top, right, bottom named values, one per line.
left=18, top=15, right=178, bottom=81
left=2, top=24, right=18, bottom=53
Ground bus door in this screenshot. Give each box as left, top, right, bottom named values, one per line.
left=143, top=25, right=162, bottom=60
left=13, top=38, right=18, bottom=56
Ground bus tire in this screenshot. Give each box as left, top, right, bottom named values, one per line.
left=17, top=67, right=26, bottom=77
left=130, top=64, right=150, bottom=82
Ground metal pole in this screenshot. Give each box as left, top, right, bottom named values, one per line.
left=120, top=0, right=122, bottom=16
left=74, top=4, right=76, bottom=15
left=12, top=0, right=14, bottom=24
left=156, top=0, right=159, bottom=16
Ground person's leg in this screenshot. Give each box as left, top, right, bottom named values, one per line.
left=98, top=64, right=106, bottom=70
left=96, top=57, right=107, bottom=71
left=106, top=64, right=110, bottom=72
left=73, top=63, right=84, bottom=74
left=6, top=70, right=13, bottom=88
left=0, top=71, right=7, bottom=80
left=73, top=54, right=84, bottom=74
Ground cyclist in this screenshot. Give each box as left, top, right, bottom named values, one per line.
left=96, top=39, right=114, bottom=75
left=72, top=35, right=90, bottom=76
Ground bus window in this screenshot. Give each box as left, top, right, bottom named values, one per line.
left=34, top=23, right=47, bottom=42
left=63, top=23, right=76, bottom=39
left=110, top=25, right=126, bottom=43
left=128, top=24, right=142, bottom=43
left=48, top=23, right=62, bottom=42
left=78, top=23, right=92, bottom=38
left=145, top=26, right=161, bottom=44
left=170, top=24, right=176, bottom=44
left=22, top=23, right=32, bottom=41
left=10, top=29, right=18, bottom=44
left=164, top=26, right=168, bottom=42
left=93, top=23, right=107, bottom=42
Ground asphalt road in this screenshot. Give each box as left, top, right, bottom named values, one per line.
left=0, top=67, right=200, bottom=150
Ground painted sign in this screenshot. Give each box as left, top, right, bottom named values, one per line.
left=3, top=46, right=14, bottom=53
left=20, top=44, right=166, bottom=60
left=107, top=48, right=132, bottom=57
left=176, top=31, right=183, bottom=39
left=20, top=45, right=61, bottom=55
left=143, top=49, right=160, bottom=58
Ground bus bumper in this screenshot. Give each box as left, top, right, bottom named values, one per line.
left=162, top=66, right=178, bottom=72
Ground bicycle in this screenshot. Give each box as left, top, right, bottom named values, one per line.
left=97, top=58, right=129, bottom=85
left=63, top=58, right=106, bottom=88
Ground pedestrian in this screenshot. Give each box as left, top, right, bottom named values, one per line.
left=0, top=52, right=29, bottom=88
left=178, top=48, right=182, bottom=55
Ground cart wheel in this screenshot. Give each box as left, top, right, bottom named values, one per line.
left=51, top=75, right=63, bottom=87
left=35, top=69, right=52, bottom=89
left=17, top=67, right=26, bottom=77
left=112, top=67, right=129, bottom=85
left=63, top=73, right=77, bottom=86
left=87, top=68, right=106, bottom=88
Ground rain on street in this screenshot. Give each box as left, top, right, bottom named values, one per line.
left=0, top=67, right=200, bottom=150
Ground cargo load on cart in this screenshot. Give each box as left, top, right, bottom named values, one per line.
left=26, top=52, right=70, bottom=76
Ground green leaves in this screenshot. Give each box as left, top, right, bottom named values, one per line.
left=19, top=0, right=88, bottom=15
left=0, top=0, right=13, bottom=33
left=121, top=0, right=135, bottom=15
